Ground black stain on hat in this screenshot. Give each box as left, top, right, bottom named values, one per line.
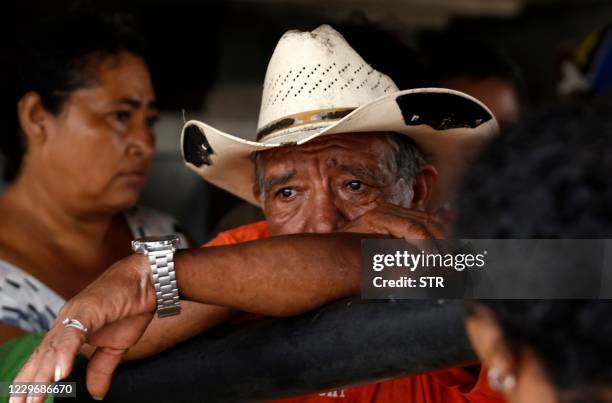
left=396, top=93, right=492, bottom=130
left=257, top=118, right=296, bottom=140
left=183, top=125, right=215, bottom=167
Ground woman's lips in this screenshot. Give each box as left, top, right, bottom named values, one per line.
left=117, top=171, right=147, bottom=185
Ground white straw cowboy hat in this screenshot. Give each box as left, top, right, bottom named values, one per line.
left=181, top=25, right=498, bottom=209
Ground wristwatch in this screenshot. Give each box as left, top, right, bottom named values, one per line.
left=132, top=235, right=182, bottom=318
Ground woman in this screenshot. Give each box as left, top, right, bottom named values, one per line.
left=466, top=301, right=612, bottom=403
left=457, top=97, right=612, bottom=403
left=0, top=13, right=188, bottom=343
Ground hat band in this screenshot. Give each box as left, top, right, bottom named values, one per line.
left=257, top=107, right=356, bottom=141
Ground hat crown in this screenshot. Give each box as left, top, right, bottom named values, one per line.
left=257, top=25, right=399, bottom=141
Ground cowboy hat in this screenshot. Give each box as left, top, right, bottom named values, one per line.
left=181, top=25, right=499, bottom=209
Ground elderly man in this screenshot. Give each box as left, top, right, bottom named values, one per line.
left=11, top=26, right=498, bottom=403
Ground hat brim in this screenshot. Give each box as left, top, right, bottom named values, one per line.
left=181, top=88, right=499, bottom=209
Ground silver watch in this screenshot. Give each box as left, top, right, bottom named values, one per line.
left=132, top=234, right=181, bottom=318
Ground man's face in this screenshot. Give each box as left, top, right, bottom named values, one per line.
left=258, top=133, right=415, bottom=235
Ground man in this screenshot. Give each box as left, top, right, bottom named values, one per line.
left=11, top=26, right=498, bottom=403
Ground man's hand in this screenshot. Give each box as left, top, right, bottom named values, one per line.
left=339, top=203, right=447, bottom=240
left=11, top=254, right=156, bottom=402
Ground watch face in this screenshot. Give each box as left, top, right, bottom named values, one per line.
left=132, top=234, right=180, bottom=254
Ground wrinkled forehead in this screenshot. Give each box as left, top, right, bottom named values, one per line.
left=258, top=132, right=395, bottom=171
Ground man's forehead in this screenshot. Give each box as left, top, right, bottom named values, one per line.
left=260, top=132, right=393, bottom=161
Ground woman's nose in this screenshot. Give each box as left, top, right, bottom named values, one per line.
left=128, top=124, right=155, bottom=158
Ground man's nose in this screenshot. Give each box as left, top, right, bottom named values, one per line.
left=305, top=192, right=348, bottom=233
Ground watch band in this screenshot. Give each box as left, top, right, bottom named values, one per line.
left=148, top=247, right=181, bottom=318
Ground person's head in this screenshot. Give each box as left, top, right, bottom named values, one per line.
left=425, top=41, right=522, bottom=126
left=253, top=132, right=437, bottom=235
left=455, top=97, right=612, bottom=403
left=181, top=25, right=498, bottom=232
left=6, top=12, right=157, bottom=215
left=467, top=300, right=612, bottom=403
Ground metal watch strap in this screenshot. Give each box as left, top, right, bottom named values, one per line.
left=148, top=247, right=181, bottom=318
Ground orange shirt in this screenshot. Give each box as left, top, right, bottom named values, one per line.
left=205, top=221, right=506, bottom=403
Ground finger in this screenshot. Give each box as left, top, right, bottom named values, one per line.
left=84, top=314, right=152, bottom=399
left=10, top=354, right=40, bottom=403
left=12, top=337, right=57, bottom=403
left=362, top=208, right=429, bottom=238
left=80, top=343, right=97, bottom=359
left=379, top=204, right=446, bottom=227
left=86, top=347, right=128, bottom=400
left=28, top=348, right=56, bottom=403
left=24, top=326, right=87, bottom=403
left=50, top=326, right=89, bottom=384
left=12, top=345, right=43, bottom=383
left=372, top=206, right=448, bottom=239
left=87, top=313, right=153, bottom=349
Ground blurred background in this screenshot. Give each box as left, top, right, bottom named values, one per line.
left=6, top=0, right=612, bottom=243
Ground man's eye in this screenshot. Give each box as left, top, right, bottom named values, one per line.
left=346, top=180, right=363, bottom=191
left=276, top=187, right=295, bottom=199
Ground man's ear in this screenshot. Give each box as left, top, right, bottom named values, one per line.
left=411, top=164, right=438, bottom=210
left=465, top=304, right=516, bottom=375
left=17, top=91, right=53, bottom=146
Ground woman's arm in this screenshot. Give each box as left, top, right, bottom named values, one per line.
left=121, top=302, right=237, bottom=360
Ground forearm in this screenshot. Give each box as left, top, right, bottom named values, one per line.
left=123, top=301, right=237, bottom=360
left=174, top=233, right=363, bottom=316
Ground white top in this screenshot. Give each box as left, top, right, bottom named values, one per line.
left=0, top=206, right=188, bottom=333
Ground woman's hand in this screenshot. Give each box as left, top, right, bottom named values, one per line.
left=11, top=254, right=156, bottom=402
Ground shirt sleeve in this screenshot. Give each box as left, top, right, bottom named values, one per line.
left=0, top=272, right=57, bottom=333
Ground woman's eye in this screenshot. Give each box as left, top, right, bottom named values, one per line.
left=146, top=115, right=160, bottom=128
left=276, top=187, right=295, bottom=199
left=113, top=110, right=132, bottom=123
left=346, top=180, right=363, bottom=191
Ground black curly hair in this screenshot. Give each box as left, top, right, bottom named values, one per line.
left=456, top=97, right=612, bottom=403
left=3, top=10, right=147, bottom=182
left=456, top=96, right=612, bottom=239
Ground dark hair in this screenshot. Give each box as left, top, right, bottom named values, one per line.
left=456, top=96, right=612, bottom=239
left=468, top=300, right=612, bottom=403
left=456, top=97, right=612, bottom=402
left=2, top=11, right=147, bottom=182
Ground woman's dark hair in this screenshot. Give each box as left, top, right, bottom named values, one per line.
left=456, top=96, right=612, bottom=239
left=456, top=97, right=612, bottom=402
left=3, top=11, right=147, bottom=182
left=468, top=300, right=612, bottom=403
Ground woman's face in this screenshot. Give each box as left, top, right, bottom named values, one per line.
left=30, top=51, right=158, bottom=215
left=466, top=306, right=558, bottom=403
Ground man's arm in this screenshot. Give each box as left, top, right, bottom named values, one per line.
left=174, top=233, right=361, bottom=316
left=124, top=205, right=444, bottom=360
left=13, top=207, right=439, bottom=402
left=119, top=233, right=362, bottom=360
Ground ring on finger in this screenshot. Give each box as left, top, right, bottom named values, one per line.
left=62, top=318, right=88, bottom=334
